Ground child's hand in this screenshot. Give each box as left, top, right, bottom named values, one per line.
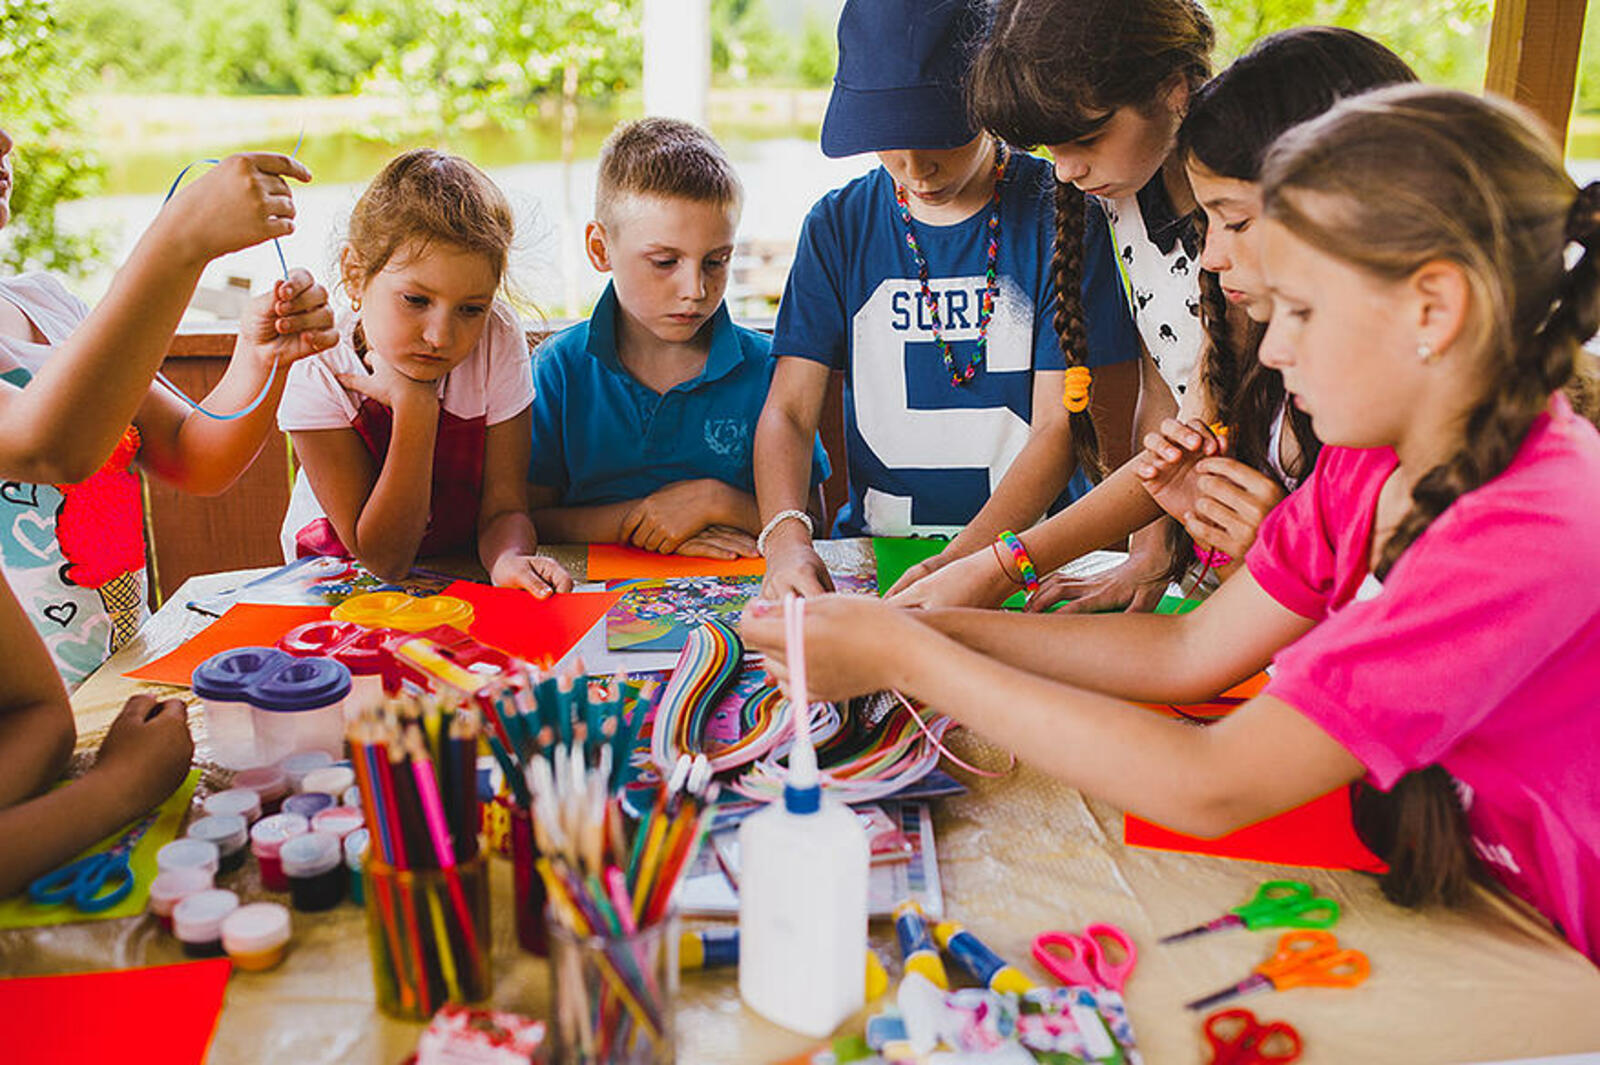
left=90, top=695, right=192, bottom=813
left=760, top=540, right=835, bottom=599
left=677, top=525, right=759, bottom=560
left=490, top=553, right=575, bottom=598
left=1135, top=418, right=1227, bottom=523
left=742, top=594, right=913, bottom=702
left=1179, top=458, right=1285, bottom=565
left=887, top=544, right=1017, bottom=609
left=884, top=547, right=956, bottom=599
left=236, top=267, right=338, bottom=371
left=162, top=152, right=312, bottom=265
left=1025, top=540, right=1169, bottom=614
left=619, top=479, right=729, bottom=554
left=336, top=352, right=439, bottom=412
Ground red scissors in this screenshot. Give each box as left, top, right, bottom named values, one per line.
left=1203, top=1008, right=1302, bottom=1065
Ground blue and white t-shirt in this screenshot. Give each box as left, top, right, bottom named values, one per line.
left=773, top=150, right=1138, bottom=536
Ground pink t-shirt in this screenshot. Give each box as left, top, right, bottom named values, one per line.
left=1248, top=394, right=1600, bottom=964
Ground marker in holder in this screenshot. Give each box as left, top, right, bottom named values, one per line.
left=503, top=797, right=549, bottom=956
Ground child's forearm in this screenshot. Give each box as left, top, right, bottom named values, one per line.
left=351, top=396, right=438, bottom=578
left=1016, top=457, right=1165, bottom=572
left=0, top=769, right=146, bottom=899
left=0, top=229, right=210, bottom=485
left=478, top=509, right=541, bottom=574
left=945, top=421, right=1076, bottom=558
left=754, top=406, right=820, bottom=553
left=531, top=501, right=637, bottom=544
left=136, top=353, right=287, bottom=496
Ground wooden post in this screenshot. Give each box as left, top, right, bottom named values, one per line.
left=1485, top=0, right=1590, bottom=150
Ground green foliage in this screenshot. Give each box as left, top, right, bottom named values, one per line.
left=795, top=10, right=837, bottom=88
left=0, top=0, right=106, bottom=276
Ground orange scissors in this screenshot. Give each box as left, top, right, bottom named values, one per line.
left=1203, top=1008, right=1302, bottom=1065
left=1185, top=930, right=1369, bottom=1012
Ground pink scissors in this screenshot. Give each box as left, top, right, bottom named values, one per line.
left=1033, top=923, right=1140, bottom=1062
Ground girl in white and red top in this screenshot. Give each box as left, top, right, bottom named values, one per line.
left=743, top=87, right=1600, bottom=965
left=278, top=149, right=572, bottom=596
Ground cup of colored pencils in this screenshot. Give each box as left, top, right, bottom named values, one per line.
left=350, top=695, right=490, bottom=1020
left=530, top=742, right=717, bottom=1065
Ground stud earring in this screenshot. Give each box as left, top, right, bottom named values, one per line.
left=1417, top=341, right=1435, bottom=363
left=351, top=296, right=362, bottom=313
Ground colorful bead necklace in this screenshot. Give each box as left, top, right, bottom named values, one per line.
left=894, top=141, right=1010, bottom=387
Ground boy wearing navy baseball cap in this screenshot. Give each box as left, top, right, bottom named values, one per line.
left=753, top=0, right=1139, bottom=599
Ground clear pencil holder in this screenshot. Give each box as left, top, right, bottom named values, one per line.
left=361, top=856, right=492, bottom=1020
left=547, top=909, right=679, bottom=1064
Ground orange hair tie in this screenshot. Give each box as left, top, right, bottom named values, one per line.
left=1061, top=366, right=1093, bottom=413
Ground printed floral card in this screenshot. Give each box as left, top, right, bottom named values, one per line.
left=604, top=573, right=876, bottom=653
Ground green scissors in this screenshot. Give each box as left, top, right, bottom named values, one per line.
left=1160, top=881, right=1340, bottom=944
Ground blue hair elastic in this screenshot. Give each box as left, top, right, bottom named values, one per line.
left=153, top=131, right=303, bottom=421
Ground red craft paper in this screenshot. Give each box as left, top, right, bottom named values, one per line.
left=443, top=581, right=623, bottom=666
left=586, top=542, right=766, bottom=580
left=123, top=604, right=332, bottom=686
left=0, top=959, right=231, bottom=1065
left=1126, top=787, right=1388, bottom=872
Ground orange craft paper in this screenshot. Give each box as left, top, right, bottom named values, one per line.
left=0, top=959, right=231, bottom=1065
left=443, top=581, right=624, bottom=666
left=123, top=604, right=332, bottom=686
left=586, top=542, right=766, bottom=581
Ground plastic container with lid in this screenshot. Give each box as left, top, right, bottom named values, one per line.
left=279, top=751, right=335, bottom=792
left=331, top=590, right=474, bottom=633
left=157, top=838, right=220, bottom=879
left=251, top=657, right=350, bottom=764
left=344, top=828, right=369, bottom=905
left=221, top=902, right=293, bottom=971
left=250, top=812, right=310, bottom=892
left=187, top=814, right=249, bottom=875
left=232, top=765, right=289, bottom=816
left=203, top=787, right=263, bottom=826
left=173, top=888, right=240, bottom=958
left=192, top=647, right=289, bottom=769
left=279, top=831, right=344, bottom=912
left=300, top=765, right=356, bottom=798
left=279, top=620, right=402, bottom=721
left=311, top=806, right=365, bottom=842
left=282, top=791, right=333, bottom=821
left=148, top=867, right=214, bottom=932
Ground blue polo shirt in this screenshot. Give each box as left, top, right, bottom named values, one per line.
left=528, top=283, right=830, bottom=505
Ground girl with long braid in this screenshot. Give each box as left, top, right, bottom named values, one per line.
left=749, top=85, right=1600, bottom=964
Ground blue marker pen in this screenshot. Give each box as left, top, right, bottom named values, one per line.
left=933, top=920, right=1035, bottom=994
left=894, top=900, right=949, bottom=989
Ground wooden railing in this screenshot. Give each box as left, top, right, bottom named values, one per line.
left=147, top=320, right=848, bottom=603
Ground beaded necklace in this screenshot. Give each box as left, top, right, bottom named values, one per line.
left=894, top=141, right=1010, bottom=387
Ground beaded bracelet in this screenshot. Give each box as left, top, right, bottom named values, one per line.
left=757, top=509, right=814, bottom=557
left=995, top=531, right=1041, bottom=593
left=1192, top=542, right=1234, bottom=569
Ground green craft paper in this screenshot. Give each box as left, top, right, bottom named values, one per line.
left=871, top=537, right=1028, bottom=610
left=0, top=767, right=200, bottom=928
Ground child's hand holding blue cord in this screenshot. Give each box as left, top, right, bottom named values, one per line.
left=235, top=267, right=339, bottom=375
left=158, top=152, right=312, bottom=264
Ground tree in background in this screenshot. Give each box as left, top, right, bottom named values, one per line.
left=0, top=0, right=105, bottom=276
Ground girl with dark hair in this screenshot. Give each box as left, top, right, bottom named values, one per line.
left=749, top=85, right=1600, bottom=965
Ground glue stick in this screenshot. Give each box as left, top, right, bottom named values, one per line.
left=894, top=900, right=949, bottom=989
left=738, top=596, right=869, bottom=1039
left=933, top=920, right=1035, bottom=994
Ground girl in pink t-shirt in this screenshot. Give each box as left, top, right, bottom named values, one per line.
left=742, top=87, right=1600, bottom=965
left=278, top=150, right=573, bottom=595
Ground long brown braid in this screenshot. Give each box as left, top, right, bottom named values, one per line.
left=1050, top=179, right=1104, bottom=479
left=1263, top=86, right=1595, bottom=908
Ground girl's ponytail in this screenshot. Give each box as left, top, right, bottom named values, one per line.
left=1051, top=180, right=1104, bottom=481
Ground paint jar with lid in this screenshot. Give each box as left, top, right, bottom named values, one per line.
left=232, top=765, right=289, bottom=816
left=301, top=765, right=356, bottom=798
left=282, top=791, right=333, bottom=822
left=148, top=867, right=214, bottom=932
left=311, top=806, right=365, bottom=843
left=249, top=657, right=350, bottom=764
left=344, top=828, right=369, bottom=905
left=342, top=784, right=362, bottom=809
left=187, top=814, right=249, bottom=875
left=280, top=831, right=344, bottom=912
left=192, top=647, right=288, bottom=769
left=157, top=838, right=220, bottom=880
left=173, top=888, right=240, bottom=958
left=280, top=751, right=335, bottom=792
left=222, top=902, right=293, bottom=972
left=204, top=787, right=262, bottom=826
left=250, top=812, right=309, bottom=892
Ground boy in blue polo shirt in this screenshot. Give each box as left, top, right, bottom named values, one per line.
left=755, top=0, right=1141, bottom=597
left=528, top=118, right=828, bottom=558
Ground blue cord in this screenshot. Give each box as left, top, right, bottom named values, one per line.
left=153, top=132, right=303, bottom=421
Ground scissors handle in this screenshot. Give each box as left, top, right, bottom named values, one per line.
left=1204, top=1009, right=1303, bottom=1065
left=1032, top=931, right=1099, bottom=987
left=73, top=854, right=136, bottom=913
left=27, top=859, right=89, bottom=906
left=1258, top=931, right=1370, bottom=991
left=1236, top=880, right=1340, bottom=931
left=1082, top=922, right=1137, bottom=993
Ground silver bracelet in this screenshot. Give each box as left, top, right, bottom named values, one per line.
left=757, top=509, right=815, bottom=557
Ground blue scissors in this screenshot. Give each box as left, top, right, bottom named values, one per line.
left=28, top=812, right=159, bottom=913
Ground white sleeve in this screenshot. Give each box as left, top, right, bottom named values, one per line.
left=276, top=351, right=361, bottom=431
left=482, top=303, right=535, bottom=425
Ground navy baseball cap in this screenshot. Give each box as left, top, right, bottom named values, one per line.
left=820, top=0, right=988, bottom=159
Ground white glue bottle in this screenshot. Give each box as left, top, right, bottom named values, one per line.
left=739, top=595, right=869, bottom=1037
